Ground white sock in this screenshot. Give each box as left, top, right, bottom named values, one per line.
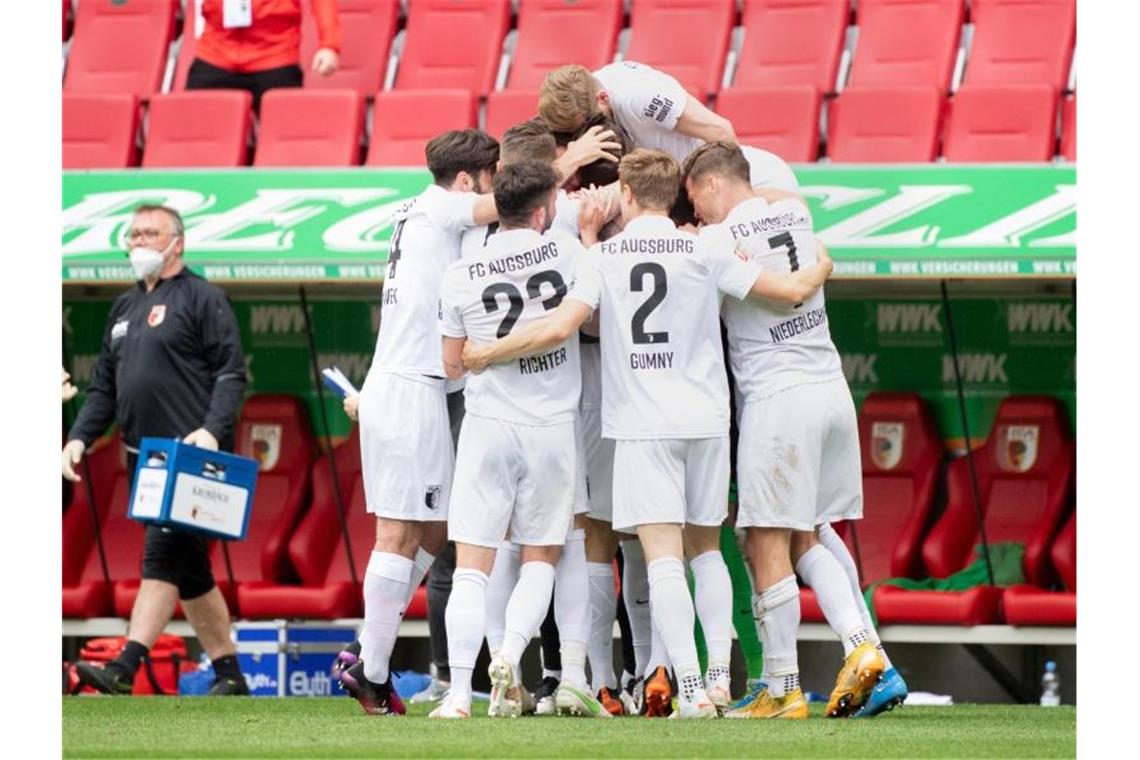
left=484, top=541, right=520, bottom=657
left=647, top=557, right=700, bottom=681
left=586, top=561, right=618, bottom=691
left=445, top=568, right=487, bottom=705
left=817, top=524, right=893, bottom=669
left=690, top=550, right=733, bottom=672
left=795, top=544, right=868, bottom=657
left=619, top=539, right=652, bottom=677
left=362, top=551, right=413, bottom=684
left=501, top=561, right=557, bottom=671
left=553, top=529, right=590, bottom=689
left=754, top=575, right=799, bottom=698
left=403, top=547, right=436, bottom=608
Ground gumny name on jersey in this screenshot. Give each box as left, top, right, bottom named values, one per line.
left=630, top=350, right=674, bottom=370
left=769, top=306, right=828, bottom=344
left=600, top=237, right=693, bottom=256
left=729, top=211, right=809, bottom=240
left=466, top=241, right=559, bottom=280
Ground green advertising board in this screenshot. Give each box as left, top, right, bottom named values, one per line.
left=62, top=166, right=1075, bottom=283
left=62, top=286, right=1075, bottom=447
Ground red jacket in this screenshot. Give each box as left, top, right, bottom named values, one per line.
left=196, top=0, right=342, bottom=74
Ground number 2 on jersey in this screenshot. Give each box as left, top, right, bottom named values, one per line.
left=482, top=270, right=567, bottom=338
left=630, top=262, right=669, bottom=344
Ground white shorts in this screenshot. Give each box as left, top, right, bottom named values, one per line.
left=572, top=413, right=589, bottom=517
left=736, top=377, right=863, bottom=531
left=359, top=373, right=453, bottom=521
left=449, top=414, right=577, bottom=548
left=580, top=404, right=615, bottom=522
left=611, top=436, right=730, bottom=533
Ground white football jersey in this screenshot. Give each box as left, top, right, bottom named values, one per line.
left=440, top=228, right=585, bottom=426
left=706, top=196, right=844, bottom=402
left=568, top=215, right=761, bottom=439
left=369, top=184, right=478, bottom=380
left=460, top=191, right=581, bottom=261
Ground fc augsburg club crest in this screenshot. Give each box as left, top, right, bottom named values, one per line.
left=870, top=422, right=904, bottom=470
left=147, top=304, right=166, bottom=327
left=250, top=423, right=282, bottom=471
left=1000, top=425, right=1040, bottom=473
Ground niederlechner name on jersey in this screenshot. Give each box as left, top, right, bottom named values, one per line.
left=467, top=241, right=559, bottom=279
left=519, top=347, right=568, bottom=374
left=729, top=211, right=810, bottom=240
left=769, top=306, right=828, bottom=343
left=630, top=350, right=674, bottom=370
left=600, top=238, right=693, bottom=255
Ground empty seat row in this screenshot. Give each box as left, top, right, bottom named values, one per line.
left=800, top=393, right=1075, bottom=628
left=62, top=83, right=1076, bottom=170
left=64, top=0, right=1076, bottom=103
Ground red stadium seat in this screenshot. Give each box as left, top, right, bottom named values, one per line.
left=63, top=93, right=140, bottom=169
left=210, top=395, right=317, bottom=617
left=484, top=90, right=540, bottom=140
left=1060, top=94, right=1075, bottom=161
left=625, top=0, right=736, bottom=100
left=507, top=0, right=624, bottom=90
left=240, top=431, right=363, bottom=619
left=142, top=90, right=253, bottom=168
left=715, top=86, right=820, bottom=162
left=171, top=16, right=198, bottom=92
left=942, top=84, right=1057, bottom=162
left=827, top=86, right=943, bottom=162
left=254, top=89, right=364, bottom=166
left=367, top=90, right=478, bottom=166
left=733, top=0, right=848, bottom=92
left=800, top=392, right=943, bottom=621
left=62, top=435, right=126, bottom=618
left=874, top=396, right=1074, bottom=625
left=64, top=0, right=178, bottom=99
left=395, top=0, right=512, bottom=98
left=301, top=0, right=400, bottom=97
left=848, top=0, right=964, bottom=93
left=964, top=0, right=1075, bottom=91
left=1003, top=512, right=1075, bottom=625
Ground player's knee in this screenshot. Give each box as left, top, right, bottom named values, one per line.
left=789, top=530, right=818, bottom=563
left=373, top=517, right=420, bottom=555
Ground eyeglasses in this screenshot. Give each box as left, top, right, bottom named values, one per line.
left=125, top=228, right=170, bottom=243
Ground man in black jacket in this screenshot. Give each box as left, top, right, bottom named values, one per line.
left=63, top=204, right=249, bottom=696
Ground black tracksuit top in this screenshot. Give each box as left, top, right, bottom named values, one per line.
left=68, top=268, right=247, bottom=452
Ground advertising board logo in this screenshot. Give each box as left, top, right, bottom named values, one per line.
left=841, top=353, right=878, bottom=384
left=876, top=303, right=942, bottom=346
left=870, top=422, right=905, bottom=470
left=998, top=425, right=1039, bottom=473
left=1007, top=303, right=1074, bottom=346
left=942, top=353, right=1008, bottom=384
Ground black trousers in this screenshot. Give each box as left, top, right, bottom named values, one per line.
left=185, top=58, right=303, bottom=110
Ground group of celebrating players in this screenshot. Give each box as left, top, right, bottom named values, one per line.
left=334, top=61, right=909, bottom=721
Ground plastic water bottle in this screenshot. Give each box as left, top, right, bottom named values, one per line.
left=1039, top=661, right=1061, bottom=706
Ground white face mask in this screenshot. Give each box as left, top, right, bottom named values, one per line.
left=129, top=237, right=177, bottom=280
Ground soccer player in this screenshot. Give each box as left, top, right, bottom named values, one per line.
left=539, top=62, right=798, bottom=193
left=463, top=149, right=833, bottom=719
left=430, top=162, right=588, bottom=720
left=682, top=141, right=889, bottom=719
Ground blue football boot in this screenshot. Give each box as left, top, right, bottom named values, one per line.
left=853, top=667, right=908, bottom=718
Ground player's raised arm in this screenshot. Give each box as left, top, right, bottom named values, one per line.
left=675, top=94, right=737, bottom=145
left=747, top=240, right=834, bottom=305
left=462, top=300, right=594, bottom=374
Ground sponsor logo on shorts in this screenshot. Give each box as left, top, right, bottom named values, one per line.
left=870, top=422, right=904, bottom=471
left=425, top=485, right=442, bottom=510
left=999, top=425, right=1039, bottom=473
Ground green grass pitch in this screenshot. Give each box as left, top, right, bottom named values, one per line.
left=63, top=698, right=1075, bottom=758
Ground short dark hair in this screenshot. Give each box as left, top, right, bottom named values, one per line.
left=132, top=204, right=184, bottom=236
left=493, top=161, right=559, bottom=228
left=425, top=129, right=500, bottom=186
left=573, top=113, right=628, bottom=189
left=501, top=119, right=557, bottom=165
left=681, top=140, right=751, bottom=186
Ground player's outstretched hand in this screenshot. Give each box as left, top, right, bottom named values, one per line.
left=183, top=428, right=219, bottom=451
left=61, top=439, right=86, bottom=482
left=560, top=125, right=623, bottom=173
left=343, top=394, right=359, bottom=421
left=461, top=341, right=490, bottom=374
left=578, top=194, right=608, bottom=245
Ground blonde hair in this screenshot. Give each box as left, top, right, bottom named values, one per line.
left=538, top=65, right=600, bottom=133
left=618, top=149, right=681, bottom=211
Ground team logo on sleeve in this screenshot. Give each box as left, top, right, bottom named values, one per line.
left=999, top=425, right=1039, bottom=472
left=249, top=424, right=282, bottom=471
left=870, top=422, right=904, bottom=471
left=147, top=305, right=166, bottom=327
left=424, top=485, right=442, bottom=510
